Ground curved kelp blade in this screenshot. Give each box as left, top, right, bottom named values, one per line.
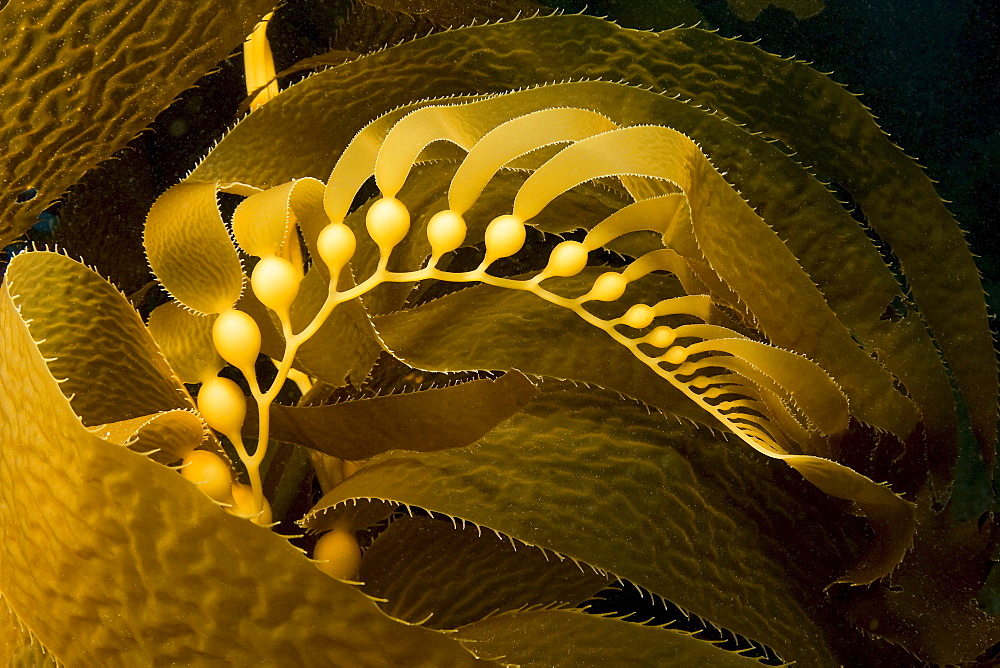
left=0, top=270, right=480, bottom=665
left=0, top=0, right=276, bottom=247
left=92, top=410, right=207, bottom=466
left=147, top=300, right=223, bottom=385
left=144, top=183, right=245, bottom=315
left=188, top=13, right=990, bottom=458
left=230, top=181, right=297, bottom=257
left=374, top=269, right=721, bottom=430
left=253, top=371, right=538, bottom=460
left=782, top=455, right=914, bottom=585
left=358, top=514, right=609, bottom=630
left=304, top=382, right=842, bottom=667
left=6, top=251, right=191, bottom=425
left=455, top=608, right=769, bottom=667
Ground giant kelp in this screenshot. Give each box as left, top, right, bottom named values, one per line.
left=0, top=5, right=997, bottom=666
left=0, top=0, right=276, bottom=247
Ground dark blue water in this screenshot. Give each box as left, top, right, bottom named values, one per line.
left=550, top=0, right=1000, bottom=316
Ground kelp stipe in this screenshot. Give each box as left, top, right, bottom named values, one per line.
left=0, top=7, right=997, bottom=667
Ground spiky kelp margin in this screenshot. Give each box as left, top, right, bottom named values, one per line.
left=0, top=6, right=997, bottom=667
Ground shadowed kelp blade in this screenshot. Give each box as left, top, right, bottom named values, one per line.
left=189, top=14, right=993, bottom=468
left=0, top=254, right=480, bottom=664
left=0, top=0, right=275, bottom=247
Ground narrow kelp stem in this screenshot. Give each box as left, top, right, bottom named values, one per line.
left=165, top=73, right=919, bottom=585
left=200, top=128, right=832, bottom=521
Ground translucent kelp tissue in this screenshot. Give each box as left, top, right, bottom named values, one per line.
left=0, top=4, right=997, bottom=666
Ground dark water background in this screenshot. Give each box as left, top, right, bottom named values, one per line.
left=551, top=0, right=1000, bottom=318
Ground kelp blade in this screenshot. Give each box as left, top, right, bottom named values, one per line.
left=0, top=259, right=480, bottom=665
left=305, top=382, right=842, bottom=667
left=0, top=0, right=275, bottom=246
left=189, top=13, right=992, bottom=464
left=6, top=251, right=192, bottom=425
left=358, top=514, right=609, bottom=630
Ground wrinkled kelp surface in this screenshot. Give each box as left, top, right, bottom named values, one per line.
left=0, top=0, right=275, bottom=246
left=0, top=4, right=997, bottom=666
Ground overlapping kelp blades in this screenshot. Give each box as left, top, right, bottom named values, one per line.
left=358, top=514, right=610, bottom=630
left=182, top=66, right=924, bottom=582
left=372, top=269, right=915, bottom=587
left=0, top=253, right=482, bottom=665
left=224, top=81, right=916, bottom=582
left=0, top=7, right=986, bottom=663
left=840, top=501, right=1000, bottom=664
left=0, top=0, right=275, bottom=247
left=360, top=515, right=794, bottom=665
left=505, top=120, right=914, bottom=436
left=648, top=27, right=993, bottom=463
left=207, top=80, right=918, bottom=447
left=304, top=382, right=846, bottom=667
left=187, top=14, right=984, bottom=477
left=372, top=265, right=724, bottom=430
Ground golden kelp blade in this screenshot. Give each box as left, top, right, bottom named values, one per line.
left=145, top=183, right=245, bottom=315
left=244, top=11, right=279, bottom=111
left=455, top=608, right=770, bottom=666
left=255, top=371, right=538, bottom=460
left=0, top=260, right=480, bottom=665
left=189, top=14, right=993, bottom=466
left=5, top=251, right=192, bottom=425
left=358, top=514, right=609, bottom=630
left=304, top=382, right=842, bottom=666
left=0, top=0, right=275, bottom=247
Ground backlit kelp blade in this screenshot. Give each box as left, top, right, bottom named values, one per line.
left=1, top=8, right=996, bottom=666
left=356, top=513, right=610, bottom=631
left=6, top=251, right=193, bottom=424
left=253, top=371, right=539, bottom=460
left=0, top=252, right=480, bottom=664
left=190, top=14, right=991, bottom=473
